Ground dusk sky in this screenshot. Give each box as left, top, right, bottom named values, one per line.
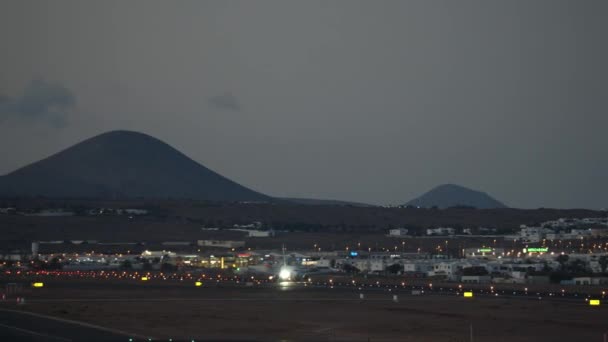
left=0, top=0, right=606, bottom=209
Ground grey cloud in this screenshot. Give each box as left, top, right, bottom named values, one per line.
left=207, top=92, right=240, bottom=111
left=0, top=79, right=75, bottom=127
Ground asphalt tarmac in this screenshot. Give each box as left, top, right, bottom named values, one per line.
left=0, top=308, right=140, bottom=342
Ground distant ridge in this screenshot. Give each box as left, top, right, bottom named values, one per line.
left=281, top=197, right=375, bottom=207
left=0, top=130, right=270, bottom=202
left=405, top=184, right=507, bottom=209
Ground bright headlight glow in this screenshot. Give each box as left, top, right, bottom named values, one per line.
left=279, top=268, right=291, bottom=280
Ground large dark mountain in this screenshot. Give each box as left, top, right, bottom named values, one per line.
left=0, top=130, right=270, bottom=201
left=405, top=184, right=507, bottom=209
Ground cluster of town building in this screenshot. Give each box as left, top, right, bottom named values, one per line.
left=513, top=217, right=608, bottom=243
left=387, top=217, right=608, bottom=240
left=335, top=249, right=608, bottom=285
left=0, top=207, right=149, bottom=217
left=3, top=240, right=607, bottom=287
left=202, top=222, right=276, bottom=237
left=2, top=216, right=607, bottom=286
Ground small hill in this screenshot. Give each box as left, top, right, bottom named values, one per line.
left=405, top=184, right=507, bottom=209
left=0, top=130, right=270, bottom=202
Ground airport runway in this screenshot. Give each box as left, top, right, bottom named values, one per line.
left=0, top=308, right=144, bottom=342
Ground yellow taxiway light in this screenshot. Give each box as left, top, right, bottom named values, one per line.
left=589, top=299, right=600, bottom=306
left=195, top=281, right=203, bottom=287
left=141, top=276, right=149, bottom=281
left=32, top=282, right=44, bottom=288
left=463, top=291, right=473, bottom=298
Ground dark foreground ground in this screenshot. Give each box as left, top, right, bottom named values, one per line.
left=0, top=308, right=135, bottom=342
left=0, top=278, right=606, bottom=342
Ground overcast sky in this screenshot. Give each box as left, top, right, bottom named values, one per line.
left=0, top=0, right=606, bottom=209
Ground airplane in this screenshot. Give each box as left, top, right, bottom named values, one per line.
left=236, top=245, right=301, bottom=282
